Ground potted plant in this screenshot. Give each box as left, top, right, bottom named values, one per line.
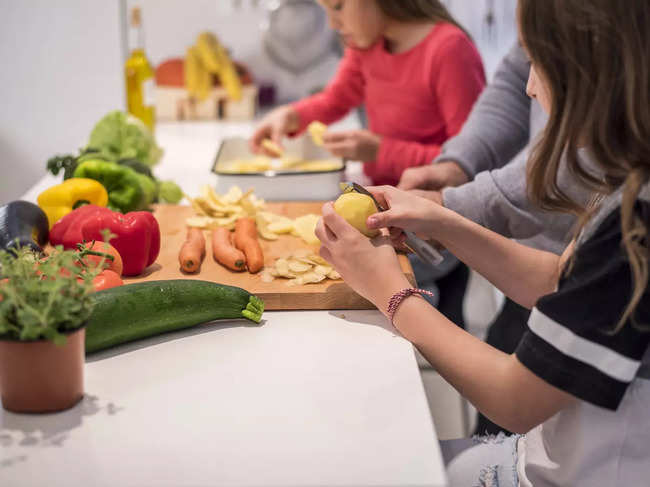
left=0, top=246, right=99, bottom=413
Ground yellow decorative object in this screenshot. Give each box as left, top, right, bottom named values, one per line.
left=185, top=46, right=211, bottom=101
left=37, top=178, right=109, bottom=228
left=195, top=31, right=242, bottom=102
left=196, top=32, right=222, bottom=73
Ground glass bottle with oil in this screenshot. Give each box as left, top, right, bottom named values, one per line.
left=125, top=6, right=155, bottom=130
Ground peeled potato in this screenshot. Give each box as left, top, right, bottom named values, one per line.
left=307, top=121, right=328, bottom=146
left=333, top=193, right=380, bottom=238
left=289, top=271, right=326, bottom=286
left=268, top=220, right=294, bottom=234
left=328, top=269, right=341, bottom=280
left=261, top=139, right=284, bottom=157
left=292, top=214, right=321, bottom=246
left=265, top=251, right=341, bottom=286
left=289, top=260, right=312, bottom=273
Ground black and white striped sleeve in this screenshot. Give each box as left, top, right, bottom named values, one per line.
left=515, top=206, right=650, bottom=410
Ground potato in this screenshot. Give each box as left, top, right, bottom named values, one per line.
left=261, top=139, right=284, bottom=157
left=288, top=260, right=312, bottom=273
left=307, top=121, right=328, bottom=146
left=268, top=220, right=294, bottom=234
left=289, top=271, right=326, bottom=286
left=333, top=193, right=380, bottom=238
left=294, top=160, right=342, bottom=172
left=266, top=251, right=341, bottom=287
left=292, top=214, right=321, bottom=245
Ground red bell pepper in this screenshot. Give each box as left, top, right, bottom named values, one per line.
left=49, top=205, right=113, bottom=249
left=80, top=211, right=160, bottom=276
left=49, top=206, right=160, bottom=277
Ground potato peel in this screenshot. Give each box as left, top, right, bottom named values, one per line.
left=265, top=252, right=341, bottom=287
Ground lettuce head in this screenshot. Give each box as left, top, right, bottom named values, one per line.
left=87, top=111, right=163, bottom=166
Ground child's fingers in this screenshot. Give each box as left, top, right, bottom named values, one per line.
left=389, top=227, right=405, bottom=242
left=270, top=124, right=286, bottom=145
left=410, top=189, right=442, bottom=205
left=315, top=216, right=337, bottom=244
left=319, top=246, right=334, bottom=266
left=366, top=208, right=404, bottom=231
left=323, top=142, right=354, bottom=158
left=250, top=126, right=272, bottom=153
left=322, top=131, right=352, bottom=143
left=321, top=202, right=355, bottom=237
left=366, top=186, right=393, bottom=210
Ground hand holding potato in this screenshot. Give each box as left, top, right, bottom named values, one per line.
left=365, top=186, right=452, bottom=242
left=322, top=130, right=381, bottom=162
left=398, top=161, right=469, bottom=191
left=316, top=203, right=410, bottom=315
left=250, top=105, right=301, bottom=156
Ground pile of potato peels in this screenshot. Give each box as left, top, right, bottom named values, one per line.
left=186, top=186, right=321, bottom=246
left=261, top=249, right=341, bottom=286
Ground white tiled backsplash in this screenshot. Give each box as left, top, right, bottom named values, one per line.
left=126, top=0, right=517, bottom=102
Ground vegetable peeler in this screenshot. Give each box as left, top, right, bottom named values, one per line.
left=340, top=182, right=444, bottom=267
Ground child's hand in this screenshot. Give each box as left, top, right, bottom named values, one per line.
left=316, top=203, right=411, bottom=315
left=365, top=186, right=451, bottom=241
left=322, top=130, right=381, bottom=161
left=409, top=189, right=443, bottom=205
left=398, top=162, right=469, bottom=191
left=250, top=106, right=300, bottom=155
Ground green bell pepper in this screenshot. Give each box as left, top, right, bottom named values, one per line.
left=73, top=160, right=156, bottom=213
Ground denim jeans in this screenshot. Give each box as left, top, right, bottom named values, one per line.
left=441, top=433, right=521, bottom=487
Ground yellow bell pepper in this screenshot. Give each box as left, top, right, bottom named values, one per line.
left=37, top=178, right=108, bottom=228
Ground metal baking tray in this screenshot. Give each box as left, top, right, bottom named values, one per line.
left=212, top=136, right=345, bottom=201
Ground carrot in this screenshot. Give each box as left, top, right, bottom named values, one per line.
left=234, top=218, right=264, bottom=273
left=211, top=227, right=246, bottom=272
left=179, top=227, right=206, bottom=273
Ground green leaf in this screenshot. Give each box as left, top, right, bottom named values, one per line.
left=0, top=247, right=99, bottom=343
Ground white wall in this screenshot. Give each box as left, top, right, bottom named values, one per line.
left=125, top=0, right=342, bottom=103
left=1, top=0, right=517, bottom=202
left=0, top=0, right=124, bottom=202
left=127, top=0, right=517, bottom=92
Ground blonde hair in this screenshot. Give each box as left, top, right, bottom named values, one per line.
left=519, top=0, right=650, bottom=332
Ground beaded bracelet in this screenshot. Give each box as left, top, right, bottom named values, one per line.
left=387, top=288, right=435, bottom=326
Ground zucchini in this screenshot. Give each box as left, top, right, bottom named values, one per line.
left=85, top=280, right=264, bottom=353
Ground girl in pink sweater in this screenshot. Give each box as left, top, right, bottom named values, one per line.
left=251, top=0, right=486, bottom=186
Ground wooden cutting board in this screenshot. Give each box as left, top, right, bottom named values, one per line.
left=124, top=203, right=415, bottom=310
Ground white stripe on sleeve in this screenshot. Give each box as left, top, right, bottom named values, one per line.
left=528, top=307, right=641, bottom=383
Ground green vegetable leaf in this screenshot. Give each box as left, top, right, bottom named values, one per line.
left=46, top=154, right=79, bottom=180
left=0, top=247, right=100, bottom=344
left=117, top=158, right=155, bottom=179
left=87, top=111, right=163, bottom=167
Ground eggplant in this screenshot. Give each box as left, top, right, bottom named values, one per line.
left=0, top=201, right=49, bottom=253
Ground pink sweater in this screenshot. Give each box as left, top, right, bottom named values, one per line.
left=292, top=23, right=486, bottom=186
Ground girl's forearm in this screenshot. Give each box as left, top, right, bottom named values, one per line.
left=435, top=209, right=560, bottom=308
left=392, top=296, right=574, bottom=433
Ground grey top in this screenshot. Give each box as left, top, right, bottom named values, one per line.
left=436, top=43, right=590, bottom=254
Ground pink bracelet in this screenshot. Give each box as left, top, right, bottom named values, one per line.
left=387, top=288, right=435, bottom=326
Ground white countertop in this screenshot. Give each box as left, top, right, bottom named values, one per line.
left=2, top=119, right=446, bottom=487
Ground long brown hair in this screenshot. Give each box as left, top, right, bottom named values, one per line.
left=375, top=0, right=467, bottom=36
left=519, top=0, right=650, bottom=331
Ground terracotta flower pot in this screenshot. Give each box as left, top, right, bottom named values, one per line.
left=0, top=327, right=85, bottom=413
